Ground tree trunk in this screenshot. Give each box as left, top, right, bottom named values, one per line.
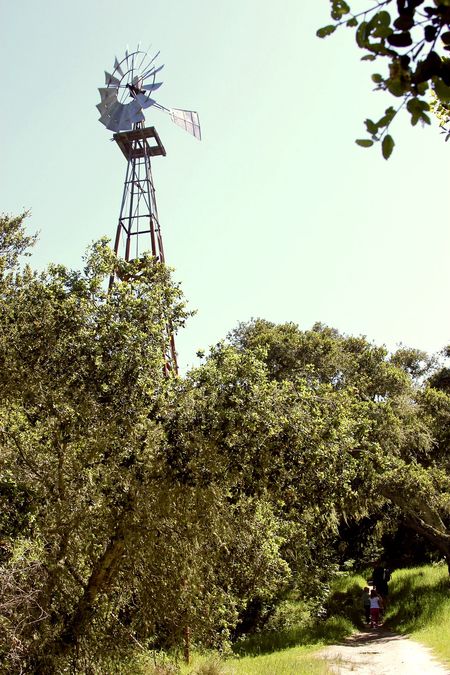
left=59, top=526, right=127, bottom=648
left=403, top=514, right=450, bottom=575
left=381, top=485, right=450, bottom=575
left=183, top=625, right=190, bottom=664
left=34, top=519, right=129, bottom=670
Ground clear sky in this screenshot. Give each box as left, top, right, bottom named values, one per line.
left=1, top=1, right=449, bottom=372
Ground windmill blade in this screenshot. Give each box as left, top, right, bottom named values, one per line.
left=97, top=98, right=117, bottom=117
left=128, top=98, right=145, bottom=124
left=169, top=108, right=201, bottom=140
left=98, top=87, right=118, bottom=104
left=136, top=93, right=156, bottom=109
left=105, top=71, right=121, bottom=87
left=118, top=105, right=133, bottom=130
left=125, top=49, right=141, bottom=82
left=141, top=50, right=160, bottom=74
left=141, top=81, right=163, bottom=92
left=141, top=63, right=164, bottom=81
left=148, top=50, right=160, bottom=66
left=128, top=99, right=141, bottom=115
left=99, top=48, right=200, bottom=135
left=105, top=101, right=126, bottom=131
left=97, top=91, right=118, bottom=116
left=136, top=47, right=148, bottom=72
left=98, top=108, right=112, bottom=127
left=130, top=107, right=145, bottom=124
left=129, top=51, right=136, bottom=84
left=114, top=57, right=124, bottom=78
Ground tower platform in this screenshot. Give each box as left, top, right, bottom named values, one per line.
left=113, top=126, right=166, bottom=160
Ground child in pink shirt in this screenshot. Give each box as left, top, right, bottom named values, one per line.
left=370, top=589, right=383, bottom=628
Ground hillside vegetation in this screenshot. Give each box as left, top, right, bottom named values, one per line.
left=388, top=565, right=450, bottom=664
left=115, top=563, right=450, bottom=673
left=1, top=213, right=450, bottom=672
left=325, top=563, right=450, bottom=666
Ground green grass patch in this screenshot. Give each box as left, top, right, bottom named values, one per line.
left=386, top=563, right=450, bottom=666
left=232, top=616, right=354, bottom=657
left=217, top=644, right=334, bottom=674
left=127, top=646, right=334, bottom=675
left=323, top=563, right=450, bottom=667
left=127, top=613, right=354, bottom=674
left=323, top=570, right=371, bottom=628
left=177, top=616, right=353, bottom=675
left=117, top=575, right=364, bottom=674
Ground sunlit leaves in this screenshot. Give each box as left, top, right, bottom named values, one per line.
left=434, top=71, right=450, bottom=101
left=319, top=0, right=450, bottom=157
left=0, top=212, right=36, bottom=273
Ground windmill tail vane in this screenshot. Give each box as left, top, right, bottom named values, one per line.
left=97, top=48, right=201, bottom=138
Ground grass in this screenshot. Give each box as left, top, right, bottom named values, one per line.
left=127, top=614, right=354, bottom=674
left=322, top=569, right=371, bottom=629
left=119, top=563, right=450, bottom=673
left=385, top=563, right=450, bottom=666
left=129, top=646, right=335, bottom=675
left=174, top=615, right=353, bottom=675
left=212, top=644, right=334, bottom=674
left=323, top=562, right=450, bottom=667
left=231, top=615, right=355, bottom=656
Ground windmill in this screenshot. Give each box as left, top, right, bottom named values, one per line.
left=97, top=47, right=201, bottom=375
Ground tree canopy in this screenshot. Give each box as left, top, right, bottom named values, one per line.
left=318, top=0, right=450, bottom=156
left=230, top=319, right=450, bottom=567
left=1, top=214, right=449, bottom=671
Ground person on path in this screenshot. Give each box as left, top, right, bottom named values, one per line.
left=372, top=560, right=390, bottom=611
left=369, top=588, right=383, bottom=628
left=362, top=586, right=371, bottom=624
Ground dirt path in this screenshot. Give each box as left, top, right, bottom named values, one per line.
left=317, top=628, right=450, bottom=675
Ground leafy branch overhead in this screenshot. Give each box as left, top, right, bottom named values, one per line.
left=318, top=0, right=450, bottom=158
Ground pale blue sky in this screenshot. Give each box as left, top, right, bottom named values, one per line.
left=1, top=1, right=449, bottom=372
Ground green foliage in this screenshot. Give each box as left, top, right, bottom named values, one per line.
left=220, top=646, right=335, bottom=675
left=324, top=575, right=368, bottom=627
left=330, top=0, right=350, bottom=21
left=386, top=564, right=450, bottom=663
left=317, top=25, right=337, bottom=38
left=0, top=211, right=36, bottom=273
left=2, top=215, right=450, bottom=670
left=233, top=615, right=354, bottom=657
left=388, top=564, right=450, bottom=631
left=0, top=214, right=193, bottom=670
left=382, top=133, right=395, bottom=158
left=318, top=1, right=450, bottom=156
left=2, top=216, right=344, bottom=669
left=229, top=319, right=450, bottom=571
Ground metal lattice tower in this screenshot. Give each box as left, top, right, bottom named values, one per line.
left=111, top=124, right=177, bottom=375
left=112, top=125, right=166, bottom=265
left=97, top=47, right=201, bottom=377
